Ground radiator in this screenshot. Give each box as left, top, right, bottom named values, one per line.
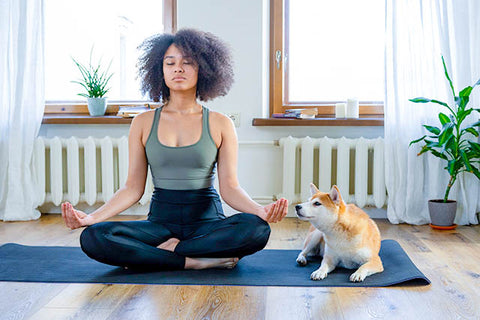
left=33, top=136, right=154, bottom=206
left=33, top=136, right=386, bottom=210
left=278, top=136, right=386, bottom=208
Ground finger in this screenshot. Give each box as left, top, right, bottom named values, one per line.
left=61, top=203, right=70, bottom=228
left=61, top=203, right=66, bottom=220
left=66, top=203, right=77, bottom=229
left=72, top=208, right=84, bottom=225
left=64, top=203, right=72, bottom=228
left=273, top=200, right=283, bottom=222
left=267, top=203, right=276, bottom=217
left=70, top=204, right=82, bottom=228
left=267, top=203, right=277, bottom=222
left=280, top=199, right=289, bottom=219
left=277, top=199, right=288, bottom=221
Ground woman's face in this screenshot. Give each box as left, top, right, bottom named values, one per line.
left=163, top=44, right=199, bottom=94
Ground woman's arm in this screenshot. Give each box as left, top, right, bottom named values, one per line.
left=62, top=112, right=150, bottom=229
left=215, top=114, right=288, bottom=223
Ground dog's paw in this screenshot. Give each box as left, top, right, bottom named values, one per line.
left=296, top=254, right=308, bottom=266
left=310, top=268, right=328, bottom=280
left=349, top=270, right=367, bottom=282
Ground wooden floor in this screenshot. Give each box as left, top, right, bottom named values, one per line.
left=1, top=215, right=479, bottom=320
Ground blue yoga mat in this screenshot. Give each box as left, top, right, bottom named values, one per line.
left=0, top=239, right=429, bottom=287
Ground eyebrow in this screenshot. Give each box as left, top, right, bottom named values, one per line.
left=164, top=55, right=192, bottom=60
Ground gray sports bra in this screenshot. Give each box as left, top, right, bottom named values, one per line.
left=145, top=106, right=218, bottom=190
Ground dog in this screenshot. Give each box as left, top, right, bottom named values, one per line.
left=295, top=183, right=383, bottom=282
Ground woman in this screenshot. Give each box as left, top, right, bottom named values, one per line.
left=61, top=29, right=288, bottom=270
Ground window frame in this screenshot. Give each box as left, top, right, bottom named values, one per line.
left=269, top=0, right=384, bottom=117
left=43, top=0, right=176, bottom=119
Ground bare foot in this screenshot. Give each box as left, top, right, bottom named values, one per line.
left=185, top=257, right=240, bottom=270
left=157, top=238, right=180, bottom=252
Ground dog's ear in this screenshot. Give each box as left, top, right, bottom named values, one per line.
left=310, top=183, right=319, bottom=196
left=329, top=185, right=343, bottom=205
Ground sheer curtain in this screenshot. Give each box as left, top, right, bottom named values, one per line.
left=0, top=0, right=45, bottom=221
left=385, top=0, right=480, bottom=225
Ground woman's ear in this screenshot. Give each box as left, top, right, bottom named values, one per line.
left=329, top=185, right=343, bottom=205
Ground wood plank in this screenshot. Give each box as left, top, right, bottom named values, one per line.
left=252, top=117, right=384, bottom=127
left=1, top=216, right=480, bottom=320
left=42, top=114, right=134, bottom=125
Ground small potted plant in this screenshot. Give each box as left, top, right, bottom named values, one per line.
left=72, top=53, right=113, bottom=116
left=409, top=57, right=480, bottom=229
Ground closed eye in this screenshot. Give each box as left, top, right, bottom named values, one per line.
left=313, top=201, right=321, bottom=206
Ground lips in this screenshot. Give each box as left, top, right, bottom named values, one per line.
left=172, top=77, right=186, bottom=81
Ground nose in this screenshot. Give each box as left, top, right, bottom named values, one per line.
left=174, top=63, right=184, bottom=73
left=295, top=205, right=302, bottom=211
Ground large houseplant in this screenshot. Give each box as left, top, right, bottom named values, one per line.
left=72, top=53, right=113, bottom=116
left=409, top=57, right=480, bottom=228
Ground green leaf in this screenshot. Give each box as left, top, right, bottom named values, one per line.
left=442, top=56, right=456, bottom=97
left=430, top=149, right=448, bottom=160
left=471, top=166, right=480, bottom=180
left=425, top=139, right=440, bottom=148
left=459, top=86, right=473, bottom=98
left=443, top=135, right=456, bottom=155
left=438, top=124, right=454, bottom=146
left=423, top=125, right=441, bottom=135
left=465, top=127, right=479, bottom=137
left=410, top=97, right=432, bottom=103
left=447, top=160, right=457, bottom=175
left=457, top=86, right=472, bottom=111
left=410, top=97, right=455, bottom=114
left=458, top=108, right=474, bottom=124
left=468, top=141, right=480, bottom=153
left=439, top=113, right=450, bottom=125
left=460, top=150, right=473, bottom=172
left=409, top=135, right=426, bottom=146
left=418, top=146, right=430, bottom=156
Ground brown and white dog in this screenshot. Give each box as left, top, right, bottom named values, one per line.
left=295, top=184, right=384, bottom=282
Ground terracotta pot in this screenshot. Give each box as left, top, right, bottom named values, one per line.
left=428, top=199, right=456, bottom=227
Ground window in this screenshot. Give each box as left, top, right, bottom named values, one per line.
left=270, top=0, right=385, bottom=116
left=44, top=0, right=176, bottom=103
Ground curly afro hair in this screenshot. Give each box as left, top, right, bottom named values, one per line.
left=137, top=28, right=234, bottom=103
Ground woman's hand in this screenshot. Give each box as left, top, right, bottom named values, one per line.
left=258, top=198, right=289, bottom=223
left=61, top=202, right=95, bottom=230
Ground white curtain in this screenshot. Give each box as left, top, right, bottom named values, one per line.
left=385, top=0, right=480, bottom=225
left=0, top=0, right=45, bottom=221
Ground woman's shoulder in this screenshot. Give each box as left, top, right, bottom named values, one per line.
left=131, top=109, right=157, bottom=127
left=207, top=109, right=234, bottom=128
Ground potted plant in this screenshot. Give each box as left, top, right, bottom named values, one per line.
left=72, top=53, right=113, bottom=116
left=409, top=57, right=480, bottom=229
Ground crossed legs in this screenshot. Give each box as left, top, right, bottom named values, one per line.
left=80, top=213, right=270, bottom=270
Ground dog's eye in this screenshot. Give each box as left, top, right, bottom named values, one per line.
left=314, top=201, right=321, bottom=206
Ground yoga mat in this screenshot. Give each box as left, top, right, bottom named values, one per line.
left=0, top=240, right=429, bottom=287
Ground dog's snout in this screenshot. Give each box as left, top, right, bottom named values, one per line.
left=295, top=205, right=302, bottom=211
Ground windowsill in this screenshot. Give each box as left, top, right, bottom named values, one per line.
left=42, top=114, right=385, bottom=126
left=252, top=115, right=384, bottom=126
left=42, top=114, right=134, bottom=124
left=42, top=102, right=161, bottom=124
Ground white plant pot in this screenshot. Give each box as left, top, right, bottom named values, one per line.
left=87, top=97, right=107, bottom=116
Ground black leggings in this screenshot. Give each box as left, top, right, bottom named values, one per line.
left=79, top=187, right=271, bottom=270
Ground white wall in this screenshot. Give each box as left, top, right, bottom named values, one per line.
left=39, top=0, right=385, bottom=216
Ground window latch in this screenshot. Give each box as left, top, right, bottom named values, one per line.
left=275, top=50, right=282, bottom=69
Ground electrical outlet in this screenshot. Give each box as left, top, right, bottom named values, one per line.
left=226, top=113, right=241, bottom=127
